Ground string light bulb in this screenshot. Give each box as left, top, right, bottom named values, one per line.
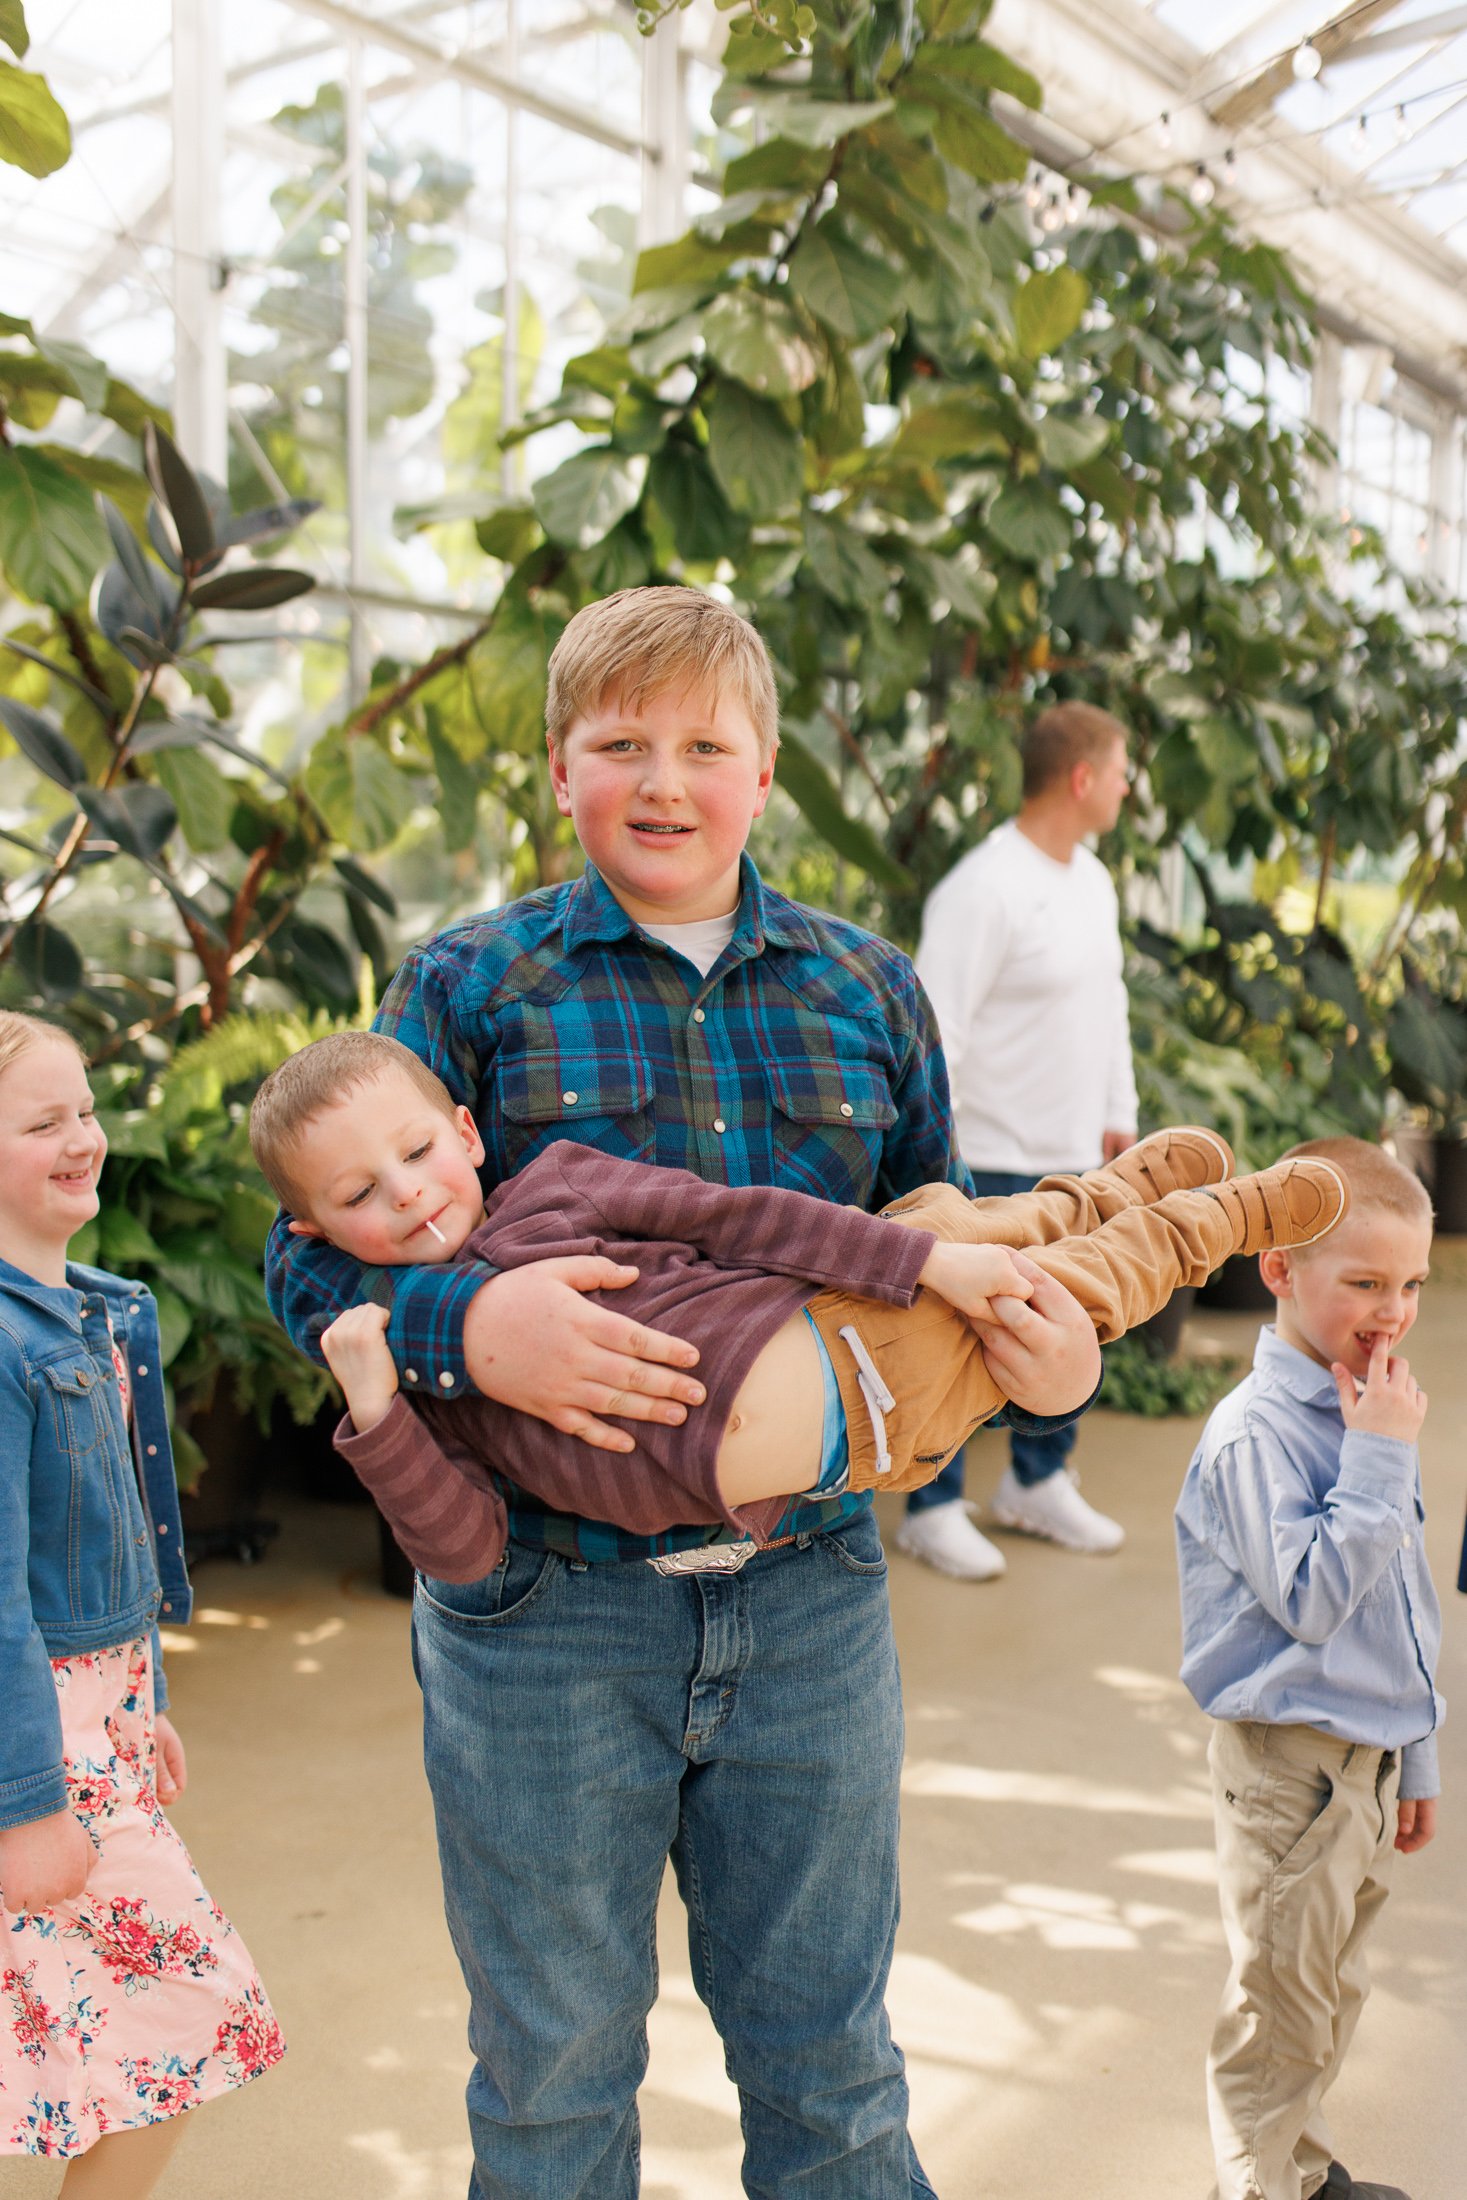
left=1189, top=164, right=1216, bottom=207
left=1293, top=40, right=1323, bottom=80
left=1158, top=110, right=1173, bottom=150
left=1039, top=191, right=1065, bottom=233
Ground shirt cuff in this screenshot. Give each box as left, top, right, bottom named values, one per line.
left=1400, top=1732, right=1439, bottom=1801
left=996, top=1368, right=1104, bottom=1437
left=386, top=1259, right=496, bottom=1399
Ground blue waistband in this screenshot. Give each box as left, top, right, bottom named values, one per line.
left=802, top=1309, right=850, bottom=1496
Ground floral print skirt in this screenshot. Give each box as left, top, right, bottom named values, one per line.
left=1, top=1637, right=284, bottom=2158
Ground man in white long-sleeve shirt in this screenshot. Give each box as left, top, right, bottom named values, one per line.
left=903, top=702, right=1138, bottom=1579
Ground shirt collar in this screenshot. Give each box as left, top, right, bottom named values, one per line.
left=561, top=854, right=820, bottom=963
left=1253, top=1323, right=1342, bottom=1410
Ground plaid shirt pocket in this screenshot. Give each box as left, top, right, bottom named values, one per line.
left=766, top=1057, right=899, bottom=1196
left=496, top=1046, right=656, bottom=1175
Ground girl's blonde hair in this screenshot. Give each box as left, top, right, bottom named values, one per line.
left=0, top=1010, right=86, bottom=1082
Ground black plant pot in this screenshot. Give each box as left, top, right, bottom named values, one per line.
left=1197, top=1256, right=1274, bottom=1314
left=1433, top=1136, right=1467, bottom=1233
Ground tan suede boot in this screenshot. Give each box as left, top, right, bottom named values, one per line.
left=1105, top=1125, right=1235, bottom=1201
left=1204, top=1156, right=1350, bottom=1253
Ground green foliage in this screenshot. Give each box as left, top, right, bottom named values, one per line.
left=1098, top=1335, right=1242, bottom=1419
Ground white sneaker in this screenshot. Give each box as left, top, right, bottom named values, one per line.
left=895, top=1502, right=1007, bottom=1581
left=990, top=1467, right=1125, bottom=1554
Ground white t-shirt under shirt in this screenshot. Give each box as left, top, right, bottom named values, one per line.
left=639, top=911, right=738, bottom=979
left=915, top=819, right=1137, bottom=1175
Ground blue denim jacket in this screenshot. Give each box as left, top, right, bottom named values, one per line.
left=0, top=1257, right=193, bottom=1832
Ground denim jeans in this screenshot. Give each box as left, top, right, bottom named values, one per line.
left=905, top=1166, right=1081, bottom=1512
left=412, top=1507, right=937, bottom=2199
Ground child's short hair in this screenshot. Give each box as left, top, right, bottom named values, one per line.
left=250, top=1031, right=457, bottom=1216
left=1021, top=701, right=1129, bottom=799
left=1282, top=1135, right=1433, bottom=1245
left=0, top=1010, right=85, bottom=1080
left=546, top=586, right=780, bottom=762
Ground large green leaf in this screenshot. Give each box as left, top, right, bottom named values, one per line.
left=466, top=591, right=552, bottom=756
left=803, top=513, right=889, bottom=607
left=0, top=4, right=30, bottom=59
left=153, top=745, right=235, bottom=852
left=531, top=447, right=647, bottom=549
left=1013, top=266, right=1090, bottom=359
left=775, top=727, right=910, bottom=891
left=1036, top=411, right=1111, bottom=470
left=76, top=782, right=178, bottom=862
left=787, top=224, right=902, bottom=343
left=892, top=395, right=1013, bottom=464
left=984, top=483, right=1072, bottom=563
left=14, top=916, right=81, bottom=998
left=645, top=443, right=745, bottom=564
left=703, top=292, right=821, bottom=399
left=304, top=729, right=408, bottom=853
left=0, top=56, right=69, bottom=176
left=0, top=695, right=86, bottom=787
left=937, top=40, right=1042, bottom=109
left=190, top=566, right=314, bottom=612
left=0, top=445, right=110, bottom=608
left=712, top=87, right=893, bottom=147
left=705, top=383, right=804, bottom=518
left=633, top=232, right=747, bottom=296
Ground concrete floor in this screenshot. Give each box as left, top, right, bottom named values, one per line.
left=5, top=1282, right=1464, bottom=2200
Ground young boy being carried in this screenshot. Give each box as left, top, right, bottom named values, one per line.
left=1175, top=1137, right=1443, bottom=2200
left=252, top=1031, right=1349, bottom=1580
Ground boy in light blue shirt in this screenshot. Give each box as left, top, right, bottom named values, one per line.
left=1175, top=1136, right=1442, bottom=2200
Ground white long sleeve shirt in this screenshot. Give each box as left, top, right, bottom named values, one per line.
left=915, top=819, right=1137, bottom=1175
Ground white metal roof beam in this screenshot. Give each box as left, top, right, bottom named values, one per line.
left=281, top=0, right=650, bottom=159
left=1212, top=1, right=1411, bottom=130
left=1349, top=6, right=1467, bottom=55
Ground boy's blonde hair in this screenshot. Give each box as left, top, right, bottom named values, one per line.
left=250, top=1031, right=458, bottom=1217
left=1021, top=701, right=1128, bottom=799
left=0, top=1010, right=85, bottom=1081
left=545, top=586, right=780, bottom=762
left=1282, top=1135, right=1433, bottom=1249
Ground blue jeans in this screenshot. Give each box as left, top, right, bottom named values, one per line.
left=412, top=1510, right=938, bottom=2199
left=906, top=1166, right=1081, bottom=1513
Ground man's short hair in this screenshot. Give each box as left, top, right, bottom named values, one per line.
left=1021, top=701, right=1129, bottom=800
left=249, top=1031, right=458, bottom=1217
left=1282, top=1135, right=1434, bottom=1246
left=546, top=586, right=780, bottom=762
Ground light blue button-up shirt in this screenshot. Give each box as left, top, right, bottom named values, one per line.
left=1175, top=1326, right=1442, bottom=1798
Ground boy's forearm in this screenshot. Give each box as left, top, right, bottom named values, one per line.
left=335, top=1396, right=508, bottom=1580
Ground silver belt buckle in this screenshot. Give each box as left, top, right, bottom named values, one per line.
left=647, top=1541, right=756, bottom=1577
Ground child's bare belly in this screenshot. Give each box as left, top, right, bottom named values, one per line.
left=715, top=1307, right=829, bottom=1509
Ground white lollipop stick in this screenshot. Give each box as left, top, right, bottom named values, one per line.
left=424, top=1217, right=447, bottom=1244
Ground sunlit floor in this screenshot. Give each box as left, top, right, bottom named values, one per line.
left=7, top=1276, right=1464, bottom=2200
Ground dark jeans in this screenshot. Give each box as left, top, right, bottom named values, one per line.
left=413, top=1510, right=938, bottom=2198
left=906, top=1165, right=1080, bottom=1513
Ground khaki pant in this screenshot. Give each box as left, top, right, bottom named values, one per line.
left=1206, top=1719, right=1400, bottom=2200
left=806, top=1165, right=1239, bottom=1493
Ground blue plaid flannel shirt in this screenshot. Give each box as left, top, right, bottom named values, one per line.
left=265, top=855, right=1089, bottom=1561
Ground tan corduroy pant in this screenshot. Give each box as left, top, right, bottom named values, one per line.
left=806, top=1166, right=1240, bottom=1493
left=1205, top=1719, right=1400, bottom=2200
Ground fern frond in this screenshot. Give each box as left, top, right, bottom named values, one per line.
left=157, top=1008, right=362, bottom=1128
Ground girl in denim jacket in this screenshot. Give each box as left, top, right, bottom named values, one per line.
left=0, top=1015, right=282, bottom=2194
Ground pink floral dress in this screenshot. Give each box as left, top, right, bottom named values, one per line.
left=1, top=1335, right=284, bottom=2157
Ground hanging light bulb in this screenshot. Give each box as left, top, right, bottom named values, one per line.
left=1224, top=147, right=1237, bottom=180
left=1039, top=191, right=1065, bottom=233
left=1394, top=102, right=1409, bottom=144
left=1354, top=114, right=1368, bottom=149
left=1158, top=110, right=1173, bottom=151
left=1293, top=40, right=1323, bottom=80
left=1025, top=175, right=1044, bottom=210
left=1189, top=164, right=1216, bottom=207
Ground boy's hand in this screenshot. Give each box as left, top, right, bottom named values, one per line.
left=464, top=1260, right=704, bottom=1453
left=154, top=1714, right=188, bottom=1806
left=1331, top=1337, right=1427, bottom=1444
left=1396, top=1796, right=1437, bottom=1853
left=0, top=1809, right=92, bottom=1914
left=322, top=1303, right=400, bottom=1432
left=969, top=1255, right=1102, bottom=1418
left=919, top=1241, right=1034, bottom=1326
